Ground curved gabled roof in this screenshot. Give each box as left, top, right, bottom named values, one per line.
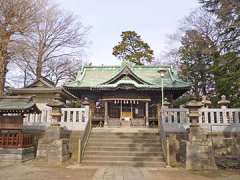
left=64, top=64, right=191, bottom=90
left=0, top=96, right=40, bottom=114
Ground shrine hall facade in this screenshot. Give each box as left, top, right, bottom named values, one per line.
left=65, top=64, right=191, bottom=127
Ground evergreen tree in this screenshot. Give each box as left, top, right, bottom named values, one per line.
left=178, top=30, right=216, bottom=97
left=200, top=0, right=240, bottom=106
left=113, top=31, right=154, bottom=65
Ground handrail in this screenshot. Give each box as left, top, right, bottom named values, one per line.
left=78, top=111, right=92, bottom=163
left=159, top=107, right=170, bottom=166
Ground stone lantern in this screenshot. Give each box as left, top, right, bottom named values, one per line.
left=201, top=95, right=211, bottom=108
left=185, top=99, right=217, bottom=170
left=218, top=95, right=230, bottom=109
left=163, top=98, right=171, bottom=108
left=82, top=97, right=90, bottom=107
left=185, top=100, right=203, bottom=125
left=47, top=94, right=65, bottom=126
left=37, top=94, right=70, bottom=165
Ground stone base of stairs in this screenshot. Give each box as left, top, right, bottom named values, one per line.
left=81, top=128, right=166, bottom=167
left=69, top=131, right=82, bottom=161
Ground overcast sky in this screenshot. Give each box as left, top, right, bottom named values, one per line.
left=55, top=0, right=200, bottom=65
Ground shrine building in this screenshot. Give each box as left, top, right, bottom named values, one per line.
left=64, top=63, right=191, bottom=127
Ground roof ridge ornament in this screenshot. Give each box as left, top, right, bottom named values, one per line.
left=101, top=63, right=153, bottom=85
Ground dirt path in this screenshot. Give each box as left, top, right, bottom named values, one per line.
left=0, top=162, right=96, bottom=180
left=0, top=161, right=240, bottom=180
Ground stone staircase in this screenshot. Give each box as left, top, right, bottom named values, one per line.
left=81, top=128, right=166, bottom=167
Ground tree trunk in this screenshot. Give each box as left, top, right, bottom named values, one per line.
left=0, top=33, right=10, bottom=96
left=0, top=56, right=7, bottom=97
left=194, top=83, right=200, bottom=98
left=36, top=54, right=43, bottom=79
left=23, top=69, right=27, bottom=87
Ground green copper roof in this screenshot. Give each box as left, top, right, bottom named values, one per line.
left=65, top=64, right=191, bottom=90
left=0, top=96, right=40, bottom=113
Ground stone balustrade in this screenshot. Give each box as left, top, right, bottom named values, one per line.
left=23, top=107, right=88, bottom=131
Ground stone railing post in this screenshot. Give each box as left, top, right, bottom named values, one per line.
left=82, top=97, right=90, bottom=123
left=104, top=101, right=108, bottom=127
left=145, top=101, right=149, bottom=127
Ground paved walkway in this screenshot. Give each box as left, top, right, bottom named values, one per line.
left=93, top=167, right=150, bottom=180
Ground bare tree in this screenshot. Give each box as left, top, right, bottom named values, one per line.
left=44, top=57, right=83, bottom=86
left=161, top=8, right=220, bottom=97
left=0, top=0, right=44, bottom=95
left=179, top=8, right=221, bottom=51
left=14, top=4, right=90, bottom=84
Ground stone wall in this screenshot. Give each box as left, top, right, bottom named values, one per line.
left=210, top=132, right=240, bottom=156
left=166, top=132, right=188, bottom=164
left=168, top=132, right=240, bottom=168
left=0, top=147, right=35, bottom=162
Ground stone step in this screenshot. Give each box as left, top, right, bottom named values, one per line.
left=87, top=142, right=161, bottom=148
left=90, top=133, right=159, bottom=138
left=88, top=139, right=161, bottom=145
left=89, top=136, right=160, bottom=141
left=86, top=146, right=162, bottom=152
left=84, top=155, right=164, bottom=162
left=81, top=160, right=166, bottom=167
left=82, top=131, right=165, bottom=167
left=90, top=135, right=160, bottom=141
left=84, top=151, right=164, bottom=157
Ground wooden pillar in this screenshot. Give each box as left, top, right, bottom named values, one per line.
left=145, top=101, right=149, bottom=127
left=157, top=103, right=161, bottom=129
left=169, top=94, right=174, bottom=108
left=104, top=101, right=108, bottom=126
left=131, top=102, right=133, bottom=119
left=120, top=100, right=122, bottom=120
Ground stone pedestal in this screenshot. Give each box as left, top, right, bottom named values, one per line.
left=37, top=126, right=63, bottom=157
left=189, top=125, right=207, bottom=142
left=168, top=134, right=177, bottom=166
left=45, top=126, right=63, bottom=140
left=47, top=139, right=70, bottom=166
left=186, top=125, right=217, bottom=170
left=37, top=126, right=70, bottom=165
left=186, top=141, right=216, bottom=170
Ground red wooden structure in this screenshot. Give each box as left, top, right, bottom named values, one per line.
left=0, top=133, right=34, bottom=148
left=0, top=96, right=40, bottom=149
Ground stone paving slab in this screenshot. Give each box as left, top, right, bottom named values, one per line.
left=93, top=167, right=151, bottom=180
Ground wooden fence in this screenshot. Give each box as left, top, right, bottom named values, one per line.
left=0, top=133, right=34, bottom=148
